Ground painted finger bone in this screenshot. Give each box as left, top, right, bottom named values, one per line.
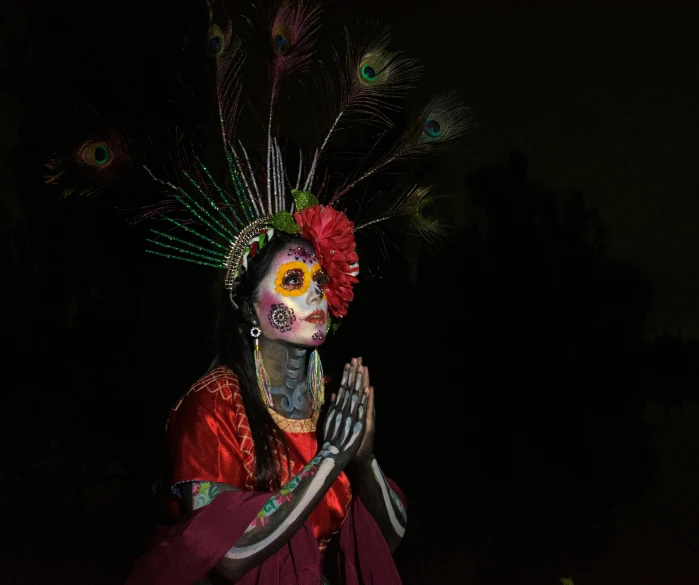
left=346, top=363, right=358, bottom=387
left=324, top=406, right=336, bottom=437
left=335, top=385, right=346, bottom=408
left=340, top=417, right=353, bottom=445
left=331, top=411, right=343, bottom=441
left=341, top=387, right=352, bottom=410
left=340, top=367, right=349, bottom=388
left=349, top=392, right=359, bottom=415
left=345, top=421, right=364, bottom=450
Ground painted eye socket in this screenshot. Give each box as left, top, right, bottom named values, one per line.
left=281, top=268, right=305, bottom=290
left=313, top=269, right=329, bottom=288
left=274, top=261, right=311, bottom=296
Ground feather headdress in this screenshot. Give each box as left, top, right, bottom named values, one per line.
left=44, top=0, right=472, bottom=321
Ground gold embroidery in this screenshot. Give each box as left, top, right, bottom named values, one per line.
left=267, top=407, right=319, bottom=433
left=170, top=367, right=234, bottom=413
left=165, top=367, right=236, bottom=431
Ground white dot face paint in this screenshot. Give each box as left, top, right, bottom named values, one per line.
left=253, top=243, right=329, bottom=347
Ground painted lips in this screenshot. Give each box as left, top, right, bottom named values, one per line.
left=304, top=310, right=326, bottom=324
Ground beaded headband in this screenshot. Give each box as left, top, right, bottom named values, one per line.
left=224, top=219, right=274, bottom=290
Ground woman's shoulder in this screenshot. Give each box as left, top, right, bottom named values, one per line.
left=190, top=365, right=240, bottom=397
left=165, top=365, right=256, bottom=490
left=170, top=365, right=241, bottom=413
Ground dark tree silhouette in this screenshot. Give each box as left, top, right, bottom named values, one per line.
left=641, top=328, right=699, bottom=412
left=348, top=147, right=658, bottom=584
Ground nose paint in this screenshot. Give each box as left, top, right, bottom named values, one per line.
left=254, top=244, right=329, bottom=347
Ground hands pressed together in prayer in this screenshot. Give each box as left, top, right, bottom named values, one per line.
left=321, top=357, right=376, bottom=470
left=324, top=357, right=406, bottom=551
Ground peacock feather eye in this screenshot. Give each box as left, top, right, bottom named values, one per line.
left=94, top=145, right=109, bottom=164
left=424, top=118, right=442, bottom=138
left=79, top=141, right=112, bottom=168
left=361, top=64, right=377, bottom=83
left=207, top=24, right=224, bottom=56
left=358, top=52, right=387, bottom=85
left=417, top=92, right=471, bottom=145
left=275, top=34, right=288, bottom=54
left=272, top=24, right=292, bottom=55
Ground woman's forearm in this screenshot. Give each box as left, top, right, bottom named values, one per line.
left=187, top=448, right=342, bottom=581
left=185, top=366, right=368, bottom=580
left=348, top=457, right=407, bottom=552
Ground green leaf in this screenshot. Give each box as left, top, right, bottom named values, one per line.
left=291, top=189, right=319, bottom=211
left=269, top=210, right=301, bottom=234
left=325, top=316, right=342, bottom=335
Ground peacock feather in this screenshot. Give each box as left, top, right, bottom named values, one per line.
left=44, top=0, right=473, bottom=277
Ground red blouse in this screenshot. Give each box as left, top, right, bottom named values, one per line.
left=166, top=366, right=352, bottom=551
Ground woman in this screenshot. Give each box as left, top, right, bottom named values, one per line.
left=45, top=0, right=469, bottom=582
left=137, top=230, right=408, bottom=584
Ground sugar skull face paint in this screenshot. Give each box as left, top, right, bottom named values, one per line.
left=268, top=303, right=296, bottom=332
left=254, top=243, right=329, bottom=346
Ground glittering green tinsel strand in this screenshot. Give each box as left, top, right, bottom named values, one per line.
left=181, top=174, right=237, bottom=240
left=229, top=152, right=256, bottom=220
left=146, top=238, right=226, bottom=265
left=175, top=194, right=233, bottom=245
left=222, top=144, right=256, bottom=222
left=158, top=215, right=228, bottom=251
left=150, top=229, right=227, bottom=259
left=145, top=249, right=225, bottom=269
left=224, top=148, right=255, bottom=221
left=195, top=158, right=245, bottom=230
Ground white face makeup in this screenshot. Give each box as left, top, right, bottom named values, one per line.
left=253, top=243, right=329, bottom=347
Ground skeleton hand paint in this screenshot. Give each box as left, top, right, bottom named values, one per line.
left=322, top=357, right=369, bottom=465
left=350, top=360, right=375, bottom=466
left=332, top=360, right=407, bottom=552
left=184, top=377, right=366, bottom=582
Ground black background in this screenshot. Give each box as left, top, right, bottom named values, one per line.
left=2, top=0, right=699, bottom=584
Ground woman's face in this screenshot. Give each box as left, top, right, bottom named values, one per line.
left=253, top=241, right=329, bottom=347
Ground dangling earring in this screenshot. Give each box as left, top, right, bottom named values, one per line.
left=251, top=326, right=274, bottom=408
left=307, top=349, right=325, bottom=411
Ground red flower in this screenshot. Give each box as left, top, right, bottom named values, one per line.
left=294, top=205, right=359, bottom=318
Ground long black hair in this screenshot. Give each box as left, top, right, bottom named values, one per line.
left=208, top=232, right=307, bottom=490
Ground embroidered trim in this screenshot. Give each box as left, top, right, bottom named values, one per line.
left=267, top=407, right=319, bottom=433
left=165, top=366, right=257, bottom=488
left=228, top=371, right=257, bottom=489
left=168, top=367, right=235, bottom=417
left=165, top=366, right=351, bottom=543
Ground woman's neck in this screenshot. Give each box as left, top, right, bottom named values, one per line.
left=258, top=337, right=313, bottom=419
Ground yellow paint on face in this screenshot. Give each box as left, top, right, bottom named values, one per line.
left=274, top=260, right=315, bottom=297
